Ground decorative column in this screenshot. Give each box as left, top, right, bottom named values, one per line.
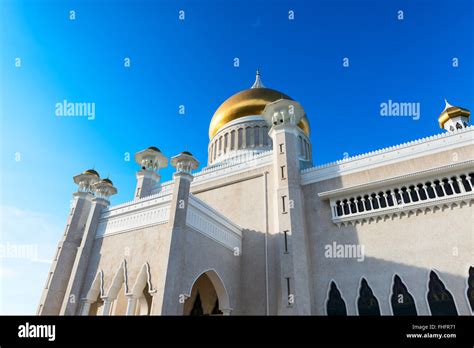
left=159, top=151, right=199, bottom=315
left=80, top=299, right=93, bottom=316
left=101, top=298, right=113, bottom=315
left=126, top=296, right=137, bottom=316
left=457, top=177, right=466, bottom=193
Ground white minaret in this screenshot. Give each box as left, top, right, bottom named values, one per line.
left=262, top=99, right=312, bottom=315
left=134, top=146, right=168, bottom=199
left=38, top=169, right=117, bottom=315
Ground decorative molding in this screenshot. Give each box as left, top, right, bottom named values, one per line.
left=302, top=126, right=474, bottom=185
left=193, top=150, right=273, bottom=185
left=96, top=200, right=171, bottom=239
left=186, top=194, right=242, bottom=251
left=102, top=184, right=174, bottom=217
left=318, top=160, right=474, bottom=199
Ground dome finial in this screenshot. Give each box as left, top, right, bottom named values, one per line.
left=251, top=69, right=265, bottom=89
left=444, top=98, right=454, bottom=111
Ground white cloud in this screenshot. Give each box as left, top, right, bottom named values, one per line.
left=0, top=205, right=62, bottom=314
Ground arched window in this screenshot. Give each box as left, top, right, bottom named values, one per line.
left=262, top=126, right=268, bottom=145
left=335, top=201, right=343, bottom=216
left=450, top=176, right=461, bottom=194
left=467, top=266, right=474, bottom=313
left=456, top=122, right=462, bottom=129
left=433, top=180, right=444, bottom=197
left=391, top=275, right=417, bottom=316
left=224, top=133, right=228, bottom=153
left=427, top=271, right=458, bottom=315
left=417, top=184, right=428, bottom=200
left=230, top=130, right=236, bottom=150
left=237, top=128, right=243, bottom=149
left=357, top=278, right=380, bottom=316
left=442, top=178, right=453, bottom=195
left=326, top=281, right=347, bottom=316
left=254, top=126, right=260, bottom=146
left=245, top=127, right=252, bottom=147
left=425, top=182, right=436, bottom=198
left=298, top=136, right=304, bottom=157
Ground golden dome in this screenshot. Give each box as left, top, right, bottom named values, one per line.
left=438, top=100, right=470, bottom=129
left=209, top=72, right=310, bottom=139
left=83, top=169, right=99, bottom=177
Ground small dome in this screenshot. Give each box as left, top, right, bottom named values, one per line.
left=438, top=100, right=470, bottom=129
left=147, top=146, right=161, bottom=152
left=101, top=178, right=113, bottom=185
left=83, top=169, right=100, bottom=177
left=181, top=151, right=193, bottom=156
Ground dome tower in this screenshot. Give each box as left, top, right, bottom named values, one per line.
left=207, top=71, right=311, bottom=166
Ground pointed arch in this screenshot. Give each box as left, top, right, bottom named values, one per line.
left=129, top=263, right=154, bottom=316
left=326, top=281, right=347, bottom=316
left=83, top=270, right=104, bottom=315
left=391, top=274, right=417, bottom=316
left=106, top=260, right=129, bottom=316
left=184, top=269, right=230, bottom=315
left=357, top=278, right=381, bottom=316
left=85, top=270, right=104, bottom=302
left=106, top=260, right=128, bottom=299
left=130, top=263, right=153, bottom=297
left=427, top=270, right=458, bottom=315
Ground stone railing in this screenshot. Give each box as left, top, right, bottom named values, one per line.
left=318, top=161, right=474, bottom=226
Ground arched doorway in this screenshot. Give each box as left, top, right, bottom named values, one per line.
left=183, top=270, right=230, bottom=316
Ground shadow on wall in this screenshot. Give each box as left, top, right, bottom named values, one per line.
left=320, top=254, right=473, bottom=316
left=305, top=167, right=473, bottom=316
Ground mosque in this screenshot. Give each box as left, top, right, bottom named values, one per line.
left=38, top=71, right=474, bottom=315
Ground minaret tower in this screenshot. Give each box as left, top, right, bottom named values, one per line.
left=262, top=99, right=312, bottom=315
left=438, top=99, right=470, bottom=132
left=59, top=176, right=117, bottom=315
left=134, top=146, right=168, bottom=199
left=37, top=169, right=117, bottom=315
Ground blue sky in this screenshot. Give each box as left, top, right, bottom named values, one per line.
left=0, top=0, right=472, bottom=314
